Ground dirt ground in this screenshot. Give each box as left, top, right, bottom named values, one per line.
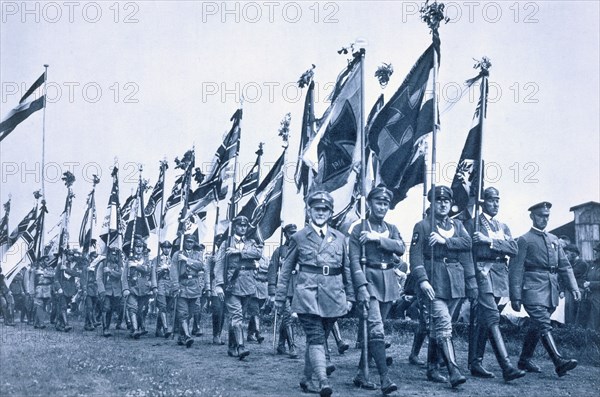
left=1, top=317, right=599, bottom=397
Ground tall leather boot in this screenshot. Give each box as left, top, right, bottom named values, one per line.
left=247, top=317, right=257, bottom=342
left=236, top=325, right=250, bottom=359
left=181, top=319, right=194, bottom=348
left=286, top=325, right=298, bottom=359
left=61, top=312, right=72, bottom=332
left=409, top=331, right=427, bottom=365
left=192, top=313, right=203, bottom=336
left=161, top=312, right=172, bottom=338
left=308, top=344, right=332, bottom=397
left=352, top=339, right=377, bottom=390
left=470, top=324, right=494, bottom=378
left=4, top=304, right=16, bottom=326
left=34, top=305, right=46, bottom=329
left=227, top=326, right=238, bottom=357
left=300, top=348, right=319, bottom=393
left=254, top=316, right=264, bottom=344
left=130, top=312, right=142, bottom=339
left=370, top=338, right=398, bottom=395
left=426, top=338, right=447, bottom=383
left=155, top=312, right=165, bottom=337
left=277, top=326, right=287, bottom=354
left=103, top=311, right=113, bottom=337
left=541, top=332, right=577, bottom=377
left=139, top=310, right=148, bottom=336
left=518, top=329, right=542, bottom=372
left=488, top=325, right=525, bottom=381
left=212, top=311, right=223, bottom=344
left=439, top=337, right=467, bottom=388
left=331, top=321, right=349, bottom=354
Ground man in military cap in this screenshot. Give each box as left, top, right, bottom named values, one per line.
left=54, top=249, right=82, bottom=332
left=0, top=269, right=15, bottom=326
left=214, top=215, right=263, bottom=359
left=97, top=247, right=124, bottom=337
left=348, top=185, right=402, bottom=394
left=409, top=185, right=476, bottom=388
left=122, top=236, right=157, bottom=339
left=191, top=243, right=207, bottom=337
left=208, top=234, right=226, bottom=345
left=81, top=252, right=101, bottom=331
left=275, top=191, right=363, bottom=397
left=9, top=267, right=29, bottom=324
left=247, top=253, right=269, bottom=343
left=170, top=234, right=205, bottom=347
left=563, top=244, right=588, bottom=325
left=464, top=187, right=525, bottom=381
left=268, top=223, right=299, bottom=358
left=32, top=256, right=55, bottom=329
left=580, top=243, right=600, bottom=330
left=152, top=241, right=174, bottom=338
left=509, top=202, right=581, bottom=376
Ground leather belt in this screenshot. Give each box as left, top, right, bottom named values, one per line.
left=238, top=265, right=256, bottom=271
left=477, top=258, right=507, bottom=263
left=300, top=265, right=342, bottom=276
left=423, top=257, right=460, bottom=264
left=365, top=263, right=393, bottom=270
left=179, top=274, right=195, bottom=281
left=526, top=266, right=558, bottom=274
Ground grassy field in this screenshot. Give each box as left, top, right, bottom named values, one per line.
left=1, top=316, right=599, bottom=397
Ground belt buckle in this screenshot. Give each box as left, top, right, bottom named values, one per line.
left=442, top=258, right=448, bottom=264
left=322, top=265, right=330, bottom=276
left=187, top=275, right=193, bottom=279
left=381, top=263, right=388, bottom=270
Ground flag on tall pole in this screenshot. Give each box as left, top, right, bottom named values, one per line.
left=232, top=143, right=263, bottom=209
left=79, top=175, right=100, bottom=254
left=0, top=197, right=11, bottom=259
left=450, top=59, right=491, bottom=219
left=161, top=150, right=195, bottom=243
left=147, top=160, right=168, bottom=234
left=294, top=66, right=316, bottom=198
left=0, top=71, right=46, bottom=142
left=368, top=40, right=439, bottom=208
left=124, top=166, right=151, bottom=246
left=57, top=172, right=76, bottom=259
left=99, top=164, right=123, bottom=253
left=7, top=205, right=38, bottom=248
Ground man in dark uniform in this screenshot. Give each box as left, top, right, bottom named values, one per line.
left=0, top=269, right=15, bottom=326
left=96, top=247, right=124, bottom=337
left=9, top=267, right=29, bottom=324
left=509, top=202, right=581, bottom=377
left=170, top=234, right=205, bottom=347
left=54, top=250, right=82, bottom=332
left=82, top=254, right=101, bottom=331
left=348, top=185, right=401, bottom=394
left=409, top=186, right=476, bottom=388
left=208, top=234, right=226, bottom=345
left=581, top=243, right=600, bottom=331
left=122, top=236, right=157, bottom=339
left=268, top=223, right=299, bottom=358
left=214, top=215, right=263, bottom=359
left=153, top=241, right=174, bottom=338
left=563, top=244, right=588, bottom=325
left=464, top=187, right=525, bottom=381
left=32, top=256, right=55, bottom=329
left=275, top=191, right=363, bottom=397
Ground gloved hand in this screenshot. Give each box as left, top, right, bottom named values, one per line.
left=466, top=287, right=478, bottom=301
left=123, top=289, right=130, bottom=297
left=356, top=285, right=370, bottom=309
left=215, top=286, right=224, bottom=301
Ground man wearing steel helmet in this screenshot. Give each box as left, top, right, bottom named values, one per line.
left=509, top=202, right=581, bottom=377
left=464, top=187, right=525, bottom=381
left=409, top=185, right=476, bottom=388
left=348, top=185, right=402, bottom=394
left=214, top=215, right=263, bottom=360
left=275, top=191, right=362, bottom=397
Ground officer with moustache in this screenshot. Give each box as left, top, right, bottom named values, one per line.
left=464, top=187, right=525, bottom=381
left=275, top=191, right=363, bottom=397
left=409, top=186, right=476, bottom=388
left=509, top=202, right=581, bottom=377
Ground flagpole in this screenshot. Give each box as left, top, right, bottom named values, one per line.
left=128, top=165, right=142, bottom=258
left=41, top=65, right=49, bottom=206
left=227, top=107, right=243, bottom=247
left=156, top=158, right=167, bottom=256
left=473, top=58, right=490, bottom=232
left=277, top=113, right=291, bottom=253
left=422, top=142, right=429, bottom=219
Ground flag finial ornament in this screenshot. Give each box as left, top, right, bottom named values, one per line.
left=92, top=174, right=100, bottom=187
left=375, top=62, right=394, bottom=88
left=62, top=171, right=75, bottom=188
left=33, top=190, right=42, bottom=200
left=278, top=113, right=291, bottom=147
left=420, top=0, right=450, bottom=33
left=298, top=64, right=316, bottom=88
left=473, top=56, right=492, bottom=76
left=256, top=142, right=264, bottom=157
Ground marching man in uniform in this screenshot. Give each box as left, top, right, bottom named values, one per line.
left=509, top=202, right=581, bottom=377
left=96, top=247, right=124, bottom=337
left=275, top=191, right=363, bottom=397
left=409, top=186, right=476, bottom=388
left=153, top=241, right=174, bottom=338
left=348, top=185, right=402, bottom=394
left=464, top=187, right=525, bottom=381
left=170, top=234, right=205, bottom=348
left=214, top=215, right=263, bottom=360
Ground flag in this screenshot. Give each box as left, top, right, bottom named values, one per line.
left=304, top=58, right=362, bottom=193
left=146, top=161, right=167, bottom=233
left=368, top=42, right=439, bottom=208
left=99, top=167, right=123, bottom=253
left=237, top=151, right=285, bottom=244
left=233, top=150, right=261, bottom=205
left=294, top=80, right=316, bottom=197
left=79, top=186, right=97, bottom=254
left=1, top=204, right=38, bottom=277
left=451, top=77, right=488, bottom=218
left=189, top=109, right=243, bottom=213
left=0, top=72, right=46, bottom=142
left=160, top=150, right=195, bottom=243
left=0, top=199, right=10, bottom=258
left=7, top=206, right=37, bottom=247
left=123, top=179, right=151, bottom=244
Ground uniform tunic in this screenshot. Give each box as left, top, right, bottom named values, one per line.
left=509, top=229, right=578, bottom=333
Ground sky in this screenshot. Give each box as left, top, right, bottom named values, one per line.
left=1, top=0, right=599, bottom=255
